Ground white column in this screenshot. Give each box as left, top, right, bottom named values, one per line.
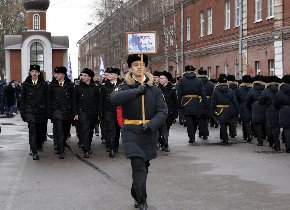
left=5, top=50, right=10, bottom=81
left=274, top=39, right=283, bottom=78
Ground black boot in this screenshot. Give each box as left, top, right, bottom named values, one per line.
left=139, top=202, right=148, bottom=210
left=33, top=153, right=39, bottom=160
left=109, top=149, right=115, bottom=158
left=134, top=200, right=139, bottom=208
left=59, top=152, right=64, bottom=159
left=84, top=152, right=89, bottom=158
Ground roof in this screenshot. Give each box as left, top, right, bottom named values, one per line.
left=4, top=35, right=22, bottom=49
left=51, top=36, right=69, bottom=49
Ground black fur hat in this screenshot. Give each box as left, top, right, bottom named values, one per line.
left=218, top=74, right=227, bottom=83
left=253, top=75, right=265, bottom=82
left=160, top=71, right=172, bottom=80
left=198, top=68, right=207, bottom=75
left=127, top=54, right=149, bottom=68
left=185, top=65, right=196, bottom=72
left=282, top=75, right=290, bottom=83
left=227, top=75, right=236, bottom=82
left=29, top=64, right=40, bottom=72
left=268, top=75, right=280, bottom=83
left=210, top=79, right=218, bottom=84
left=81, top=68, right=94, bottom=78
left=105, top=67, right=120, bottom=75
left=54, top=66, right=67, bottom=75
left=242, top=75, right=252, bottom=83
left=153, top=71, right=162, bottom=77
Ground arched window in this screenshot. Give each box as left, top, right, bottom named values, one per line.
left=30, top=42, right=44, bottom=71
left=33, top=14, right=40, bottom=30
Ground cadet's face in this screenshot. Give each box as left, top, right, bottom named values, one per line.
left=54, top=73, right=65, bottom=81
left=131, top=61, right=146, bottom=77
left=107, top=73, right=118, bottom=81
left=159, top=75, right=168, bottom=85
left=153, top=76, right=160, bottom=84
left=30, top=70, right=40, bottom=80
left=81, top=73, right=91, bottom=83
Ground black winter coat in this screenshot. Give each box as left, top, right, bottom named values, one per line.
left=236, top=83, right=252, bottom=122
left=48, top=78, right=74, bottom=121
left=246, top=82, right=266, bottom=123
left=274, top=83, right=290, bottom=128
left=158, top=82, right=178, bottom=124
left=211, top=83, right=239, bottom=123
left=99, top=79, right=122, bottom=122
left=3, top=84, right=16, bottom=107
left=73, top=81, right=100, bottom=123
left=198, top=76, right=214, bottom=118
left=110, top=72, right=168, bottom=161
left=259, top=83, right=279, bottom=128
left=228, top=81, right=239, bottom=117
left=20, top=76, right=48, bottom=123
left=177, top=72, right=207, bottom=116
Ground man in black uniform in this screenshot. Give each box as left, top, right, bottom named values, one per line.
left=48, top=67, right=74, bottom=159
left=197, top=68, right=214, bottom=140
left=158, top=71, right=178, bottom=151
left=211, top=75, right=239, bottom=143
left=20, top=65, right=48, bottom=160
left=227, top=75, right=239, bottom=138
left=73, top=68, right=99, bottom=158
left=177, top=65, right=207, bottom=143
left=110, top=54, right=167, bottom=210
left=99, top=67, right=122, bottom=158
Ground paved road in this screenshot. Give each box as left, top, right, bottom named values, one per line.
left=1, top=115, right=290, bottom=210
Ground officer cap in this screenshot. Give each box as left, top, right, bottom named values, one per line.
left=127, top=54, right=149, bottom=68
left=29, top=64, right=40, bottom=72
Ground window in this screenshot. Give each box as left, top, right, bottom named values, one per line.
left=225, top=0, right=231, bottom=30
left=208, top=67, right=211, bottom=79
left=200, top=11, right=205, bottom=37
left=255, top=61, right=261, bottom=75
left=169, top=25, right=174, bottom=46
left=30, top=42, right=44, bottom=71
left=208, top=8, right=212, bottom=35
left=268, top=59, right=275, bottom=76
left=224, top=65, right=229, bottom=75
left=33, top=14, right=40, bottom=30
left=268, top=0, right=275, bottom=17
left=235, top=0, right=240, bottom=27
left=235, top=63, right=240, bottom=78
left=186, top=17, right=191, bottom=41
left=255, top=0, right=262, bottom=21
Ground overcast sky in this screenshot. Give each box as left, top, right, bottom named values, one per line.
left=46, top=0, right=96, bottom=78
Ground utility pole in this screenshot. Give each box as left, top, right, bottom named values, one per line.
left=180, top=2, right=184, bottom=76
left=238, top=0, right=243, bottom=79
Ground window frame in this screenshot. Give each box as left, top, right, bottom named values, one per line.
left=267, top=0, right=275, bottom=18
left=235, top=0, right=240, bottom=27
left=186, top=17, right=191, bottom=41
left=255, top=61, right=261, bottom=75
left=30, top=42, right=44, bottom=71
left=33, top=14, right=40, bottom=30
left=207, top=8, right=213, bottom=35
left=225, top=0, right=231, bottom=30
left=255, top=0, right=262, bottom=22
left=200, top=11, right=205, bottom=37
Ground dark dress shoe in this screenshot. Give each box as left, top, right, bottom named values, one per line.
left=38, top=146, right=43, bottom=151
left=286, top=149, right=290, bottom=153
left=33, top=153, right=39, bottom=160
left=139, top=202, right=148, bottom=210
left=84, top=152, right=89, bottom=158
left=203, top=136, right=208, bottom=140
left=257, top=142, right=263, bottom=146
left=29, top=150, right=33, bottom=156
left=189, top=139, right=195, bottom=143
left=109, top=150, right=115, bottom=158
left=59, top=152, right=64, bottom=159
left=164, top=146, right=170, bottom=152
left=134, top=200, right=139, bottom=208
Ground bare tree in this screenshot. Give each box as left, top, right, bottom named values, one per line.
left=0, top=0, right=26, bottom=80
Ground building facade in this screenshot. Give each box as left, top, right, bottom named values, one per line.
left=4, top=0, right=69, bottom=82
left=78, top=0, right=290, bottom=79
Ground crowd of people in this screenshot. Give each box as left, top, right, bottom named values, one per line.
left=3, top=53, right=290, bottom=210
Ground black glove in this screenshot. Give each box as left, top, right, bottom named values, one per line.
left=142, top=124, right=151, bottom=133
left=136, top=85, right=147, bottom=96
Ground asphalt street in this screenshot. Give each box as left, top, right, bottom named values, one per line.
left=1, top=114, right=290, bottom=210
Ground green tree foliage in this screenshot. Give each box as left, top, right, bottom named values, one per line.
left=0, top=0, right=26, bottom=80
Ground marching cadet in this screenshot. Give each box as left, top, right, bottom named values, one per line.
left=20, top=65, right=48, bottom=160
left=236, top=75, right=253, bottom=142
left=259, top=76, right=281, bottom=151
left=73, top=68, right=99, bottom=158
left=110, top=54, right=167, bottom=210
left=227, top=75, right=239, bottom=138
left=153, top=71, right=161, bottom=86
left=177, top=65, right=207, bottom=143
left=211, top=75, right=239, bottom=144
left=158, top=71, right=178, bottom=151
left=48, top=67, right=74, bottom=159
left=274, top=74, right=290, bottom=153
left=197, top=68, right=214, bottom=140
left=99, top=67, right=122, bottom=158
left=246, top=75, right=267, bottom=146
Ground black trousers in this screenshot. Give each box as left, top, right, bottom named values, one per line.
left=242, top=121, right=252, bottom=140
left=130, top=157, right=150, bottom=205
left=185, top=115, right=198, bottom=140
left=100, top=121, right=107, bottom=140
left=158, top=124, right=170, bottom=147
left=229, top=116, right=238, bottom=137
left=269, top=127, right=280, bottom=149
left=105, top=121, right=120, bottom=150
left=284, top=128, right=290, bottom=150
left=254, top=122, right=266, bottom=144
left=220, top=122, right=229, bottom=142
left=198, top=117, right=209, bottom=138
left=78, top=118, right=96, bottom=152
left=54, top=120, right=71, bottom=152
left=28, top=122, right=47, bottom=154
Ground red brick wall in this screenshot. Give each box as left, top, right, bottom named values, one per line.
left=284, top=0, right=290, bottom=28
left=10, top=50, right=22, bottom=82
left=26, top=12, right=46, bottom=30
left=283, top=40, right=290, bottom=75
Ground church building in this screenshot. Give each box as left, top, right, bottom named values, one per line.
left=4, top=0, right=69, bottom=82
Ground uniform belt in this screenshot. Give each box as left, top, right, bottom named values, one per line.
left=216, top=105, right=230, bottom=108
left=124, top=119, right=150, bottom=125
left=181, top=95, right=199, bottom=107
left=183, top=95, right=199, bottom=98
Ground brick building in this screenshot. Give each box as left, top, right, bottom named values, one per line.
left=4, top=0, right=69, bottom=82
left=78, top=0, right=290, bottom=79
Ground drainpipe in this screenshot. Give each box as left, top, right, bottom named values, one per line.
left=238, top=0, right=243, bottom=79
left=180, top=2, right=184, bottom=76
